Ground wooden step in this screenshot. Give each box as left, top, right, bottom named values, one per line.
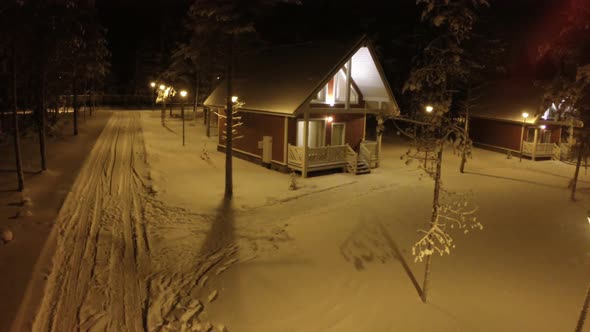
left=355, top=161, right=371, bottom=175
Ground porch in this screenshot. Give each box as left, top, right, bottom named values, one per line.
left=522, top=142, right=554, bottom=159
left=287, top=140, right=379, bottom=176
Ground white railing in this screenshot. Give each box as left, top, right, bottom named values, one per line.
left=359, top=144, right=371, bottom=167
left=288, top=144, right=304, bottom=168
left=307, top=145, right=347, bottom=167
left=536, top=143, right=554, bottom=156
left=522, top=142, right=555, bottom=157
left=345, top=144, right=358, bottom=174
left=288, top=144, right=348, bottom=170
left=360, top=141, right=379, bottom=167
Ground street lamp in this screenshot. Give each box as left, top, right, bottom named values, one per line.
left=180, top=90, right=187, bottom=146
left=150, top=82, right=156, bottom=111
left=231, top=96, right=238, bottom=103
left=160, top=84, right=167, bottom=126
left=520, top=112, right=529, bottom=162
left=423, top=105, right=434, bottom=168
left=575, top=210, right=590, bottom=332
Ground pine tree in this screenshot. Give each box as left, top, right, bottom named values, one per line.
left=186, top=0, right=300, bottom=197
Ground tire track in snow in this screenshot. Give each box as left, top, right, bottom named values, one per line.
left=33, top=113, right=151, bottom=331
left=33, top=112, right=246, bottom=332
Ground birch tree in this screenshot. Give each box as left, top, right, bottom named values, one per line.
left=401, top=0, right=489, bottom=303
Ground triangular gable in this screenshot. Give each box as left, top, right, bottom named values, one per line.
left=296, top=38, right=399, bottom=115
left=204, top=37, right=399, bottom=116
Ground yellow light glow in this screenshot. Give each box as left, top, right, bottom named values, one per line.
left=326, top=116, right=333, bottom=123
left=425, top=105, right=434, bottom=113
left=231, top=96, right=238, bottom=103
left=159, top=84, right=166, bottom=91
left=540, top=125, right=546, bottom=129
left=522, top=112, right=529, bottom=119
left=150, top=82, right=156, bottom=88
left=180, top=90, right=188, bottom=98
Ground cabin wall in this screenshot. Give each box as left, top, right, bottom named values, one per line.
left=218, top=110, right=286, bottom=164
left=290, top=113, right=365, bottom=150
left=470, top=117, right=522, bottom=151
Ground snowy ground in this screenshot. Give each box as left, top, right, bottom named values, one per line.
left=0, top=110, right=112, bottom=332
left=12, top=109, right=590, bottom=331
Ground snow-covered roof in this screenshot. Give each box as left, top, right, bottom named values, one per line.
left=204, top=37, right=399, bottom=116
left=470, top=79, right=545, bottom=124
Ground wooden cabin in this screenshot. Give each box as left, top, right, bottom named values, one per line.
left=204, top=37, right=399, bottom=176
left=469, top=79, right=582, bottom=160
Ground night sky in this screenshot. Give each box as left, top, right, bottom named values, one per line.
left=95, top=0, right=568, bottom=93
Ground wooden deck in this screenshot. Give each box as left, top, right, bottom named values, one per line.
left=287, top=141, right=379, bottom=175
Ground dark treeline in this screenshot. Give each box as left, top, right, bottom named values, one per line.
left=0, top=0, right=110, bottom=191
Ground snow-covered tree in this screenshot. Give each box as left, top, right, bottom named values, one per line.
left=186, top=0, right=300, bottom=198
left=400, top=0, right=489, bottom=303
left=538, top=0, right=590, bottom=201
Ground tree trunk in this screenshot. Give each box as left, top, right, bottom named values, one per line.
left=89, top=84, right=94, bottom=116
left=460, top=106, right=470, bottom=173
left=460, top=86, right=472, bottom=173
left=206, top=108, right=211, bottom=137
left=198, top=70, right=205, bottom=114
left=225, top=34, right=234, bottom=198
left=161, top=98, right=166, bottom=126
left=73, top=76, right=78, bottom=136
left=575, top=280, right=590, bottom=332
left=37, top=75, right=47, bottom=171
left=571, top=139, right=584, bottom=201
left=422, top=142, right=444, bottom=303
left=12, top=50, right=24, bottom=192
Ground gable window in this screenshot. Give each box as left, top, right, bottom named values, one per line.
left=312, top=68, right=358, bottom=105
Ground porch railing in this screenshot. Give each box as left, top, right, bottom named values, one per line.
left=345, top=145, right=358, bottom=174
left=359, top=144, right=372, bottom=167
left=287, top=142, right=379, bottom=174
left=307, top=145, right=347, bottom=167
left=360, top=141, right=378, bottom=167
left=287, top=144, right=348, bottom=170
left=522, top=142, right=554, bottom=157
left=288, top=144, right=304, bottom=168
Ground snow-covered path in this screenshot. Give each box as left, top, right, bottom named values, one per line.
left=33, top=112, right=151, bottom=331
left=33, top=112, right=239, bottom=331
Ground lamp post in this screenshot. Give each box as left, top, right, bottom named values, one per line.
left=575, top=211, right=590, bottom=332
left=180, top=90, right=187, bottom=146
left=424, top=105, right=434, bottom=168
left=520, top=112, right=529, bottom=162
left=160, top=84, right=166, bottom=126
left=150, top=82, right=156, bottom=111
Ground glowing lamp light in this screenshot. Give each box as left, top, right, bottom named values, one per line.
left=231, top=96, right=238, bottom=103
left=425, top=105, right=434, bottom=113
left=180, top=90, right=188, bottom=98
left=540, top=125, right=546, bottom=130
left=326, top=116, right=334, bottom=123
left=216, top=76, right=220, bottom=80
left=159, top=84, right=166, bottom=91
left=522, top=112, right=529, bottom=119
left=150, top=82, right=156, bottom=88
left=326, top=94, right=335, bottom=107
